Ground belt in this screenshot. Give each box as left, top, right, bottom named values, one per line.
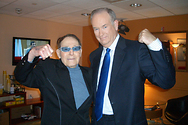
left=103, top=114, right=114, bottom=117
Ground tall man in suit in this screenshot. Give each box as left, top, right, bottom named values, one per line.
left=89, top=8, right=176, bottom=125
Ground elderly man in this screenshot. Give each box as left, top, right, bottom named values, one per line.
left=14, top=34, right=93, bottom=125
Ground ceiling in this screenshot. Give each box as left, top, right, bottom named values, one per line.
left=0, top=0, right=188, bottom=26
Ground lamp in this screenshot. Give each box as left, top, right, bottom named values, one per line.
left=171, top=43, right=179, bottom=69
left=118, top=20, right=129, bottom=35
left=171, top=43, right=179, bottom=48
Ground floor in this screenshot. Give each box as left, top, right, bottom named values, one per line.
left=147, top=118, right=173, bottom=125
left=18, top=119, right=173, bottom=125
left=18, top=120, right=41, bottom=125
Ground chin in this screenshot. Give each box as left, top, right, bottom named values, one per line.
left=68, top=64, right=77, bottom=68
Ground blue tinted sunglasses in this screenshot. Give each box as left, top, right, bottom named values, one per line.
left=59, top=46, right=81, bottom=52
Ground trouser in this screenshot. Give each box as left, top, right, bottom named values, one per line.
left=96, top=115, right=116, bottom=125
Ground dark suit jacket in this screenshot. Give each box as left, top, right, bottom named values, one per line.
left=14, top=55, right=93, bottom=125
left=90, top=36, right=176, bottom=125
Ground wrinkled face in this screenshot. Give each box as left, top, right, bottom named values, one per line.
left=56, top=37, right=82, bottom=68
left=91, top=11, right=118, bottom=48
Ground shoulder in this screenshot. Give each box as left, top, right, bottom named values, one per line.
left=119, top=36, right=140, bottom=46
left=80, top=65, right=92, bottom=72
left=90, top=46, right=102, bottom=55
left=89, top=45, right=103, bottom=60
left=37, top=58, right=60, bottom=68
left=39, top=58, right=58, bottom=64
left=80, top=66, right=92, bottom=75
left=117, top=36, right=146, bottom=51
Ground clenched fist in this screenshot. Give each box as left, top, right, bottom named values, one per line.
left=28, top=44, right=53, bottom=62
left=138, top=29, right=157, bottom=45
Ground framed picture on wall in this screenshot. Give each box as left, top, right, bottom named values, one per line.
left=177, top=38, right=186, bottom=61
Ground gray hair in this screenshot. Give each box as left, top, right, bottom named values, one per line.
left=90, top=8, right=116, bottom=24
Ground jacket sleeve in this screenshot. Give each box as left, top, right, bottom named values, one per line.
left=14, top=54, right=41, bottom=88
left=139, top=43, right=176, bottom=89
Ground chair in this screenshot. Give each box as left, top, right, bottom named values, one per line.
left=164, top=95, right=188, bottom=125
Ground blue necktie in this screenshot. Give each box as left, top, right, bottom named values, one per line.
left=95, top=48, right=111, bottom=121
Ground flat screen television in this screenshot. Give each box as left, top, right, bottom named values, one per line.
left=12, top=37, right=50, bottom=65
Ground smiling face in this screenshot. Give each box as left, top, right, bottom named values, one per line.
left=56, top=36, right=82, bottom=68
left=91, top=11, right=118, bottom=48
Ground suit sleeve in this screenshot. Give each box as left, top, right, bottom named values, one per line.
left=138, top=44, right=176, bottom=89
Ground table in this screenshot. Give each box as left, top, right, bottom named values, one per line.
left=145, top=108, right=164, bottom=124
left=145, top=108, right=162, bottom=119
left=0, top=92, right=43, bottom=125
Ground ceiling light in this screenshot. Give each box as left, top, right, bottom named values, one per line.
left=15, top=8, right=22, bottom=14
left=130, top=3, right=142, bottom=7
left=103, top=0, right=123, bottom=3
left=81, top=13, right=90, bottom=16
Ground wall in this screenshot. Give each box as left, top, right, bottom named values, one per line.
left=82, top=14, right=188, bottom=118
left=0, top=14, right=83, bottom=97
left=153, top=32, right=187, bottom=71
left=82, top=26, right=99, bottom=66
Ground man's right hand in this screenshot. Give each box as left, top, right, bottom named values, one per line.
left=138, top=29, right=157, bottom=45
left=28, top=44, right=53, bottom=62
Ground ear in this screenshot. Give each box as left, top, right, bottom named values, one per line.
left=56, top=49, right=61, bottom=58
left=80, top=49, right=82, bottom=57
left=114, top=20, right=119, bottom=31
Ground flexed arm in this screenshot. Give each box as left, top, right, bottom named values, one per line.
left=138, top=29, right=176, bottom=89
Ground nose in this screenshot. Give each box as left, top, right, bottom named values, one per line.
left=69, top=49, right=74, bottom=55
left=99, top=29, right=103, bottom=37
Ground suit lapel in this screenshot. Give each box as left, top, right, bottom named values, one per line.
left=110, top=36, right=127, bottom=87
left=92, top=40, right=127, bottom=89
left=56, top=61, right=93, bottom=110
left=55, top=60, right=76, bottom=107
left=92, top=47, right=103, bottom=90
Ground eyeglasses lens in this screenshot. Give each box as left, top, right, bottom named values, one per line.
left=60, top=46, right=81, bottom=52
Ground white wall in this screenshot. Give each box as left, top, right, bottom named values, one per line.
left=0, top=14, right=83, bottom=84
left=0, top=14, right=83, bottom=97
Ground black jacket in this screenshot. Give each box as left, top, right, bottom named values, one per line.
left=14, top=55, right=93, bottom=125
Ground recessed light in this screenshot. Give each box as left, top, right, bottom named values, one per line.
left=103, top=0, right=123, bottom=3
left=15, top=8, right=22, bottom=14
left=81, top=13, right=90, bottom=16
left=130, top=3, right=142, bottom=7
